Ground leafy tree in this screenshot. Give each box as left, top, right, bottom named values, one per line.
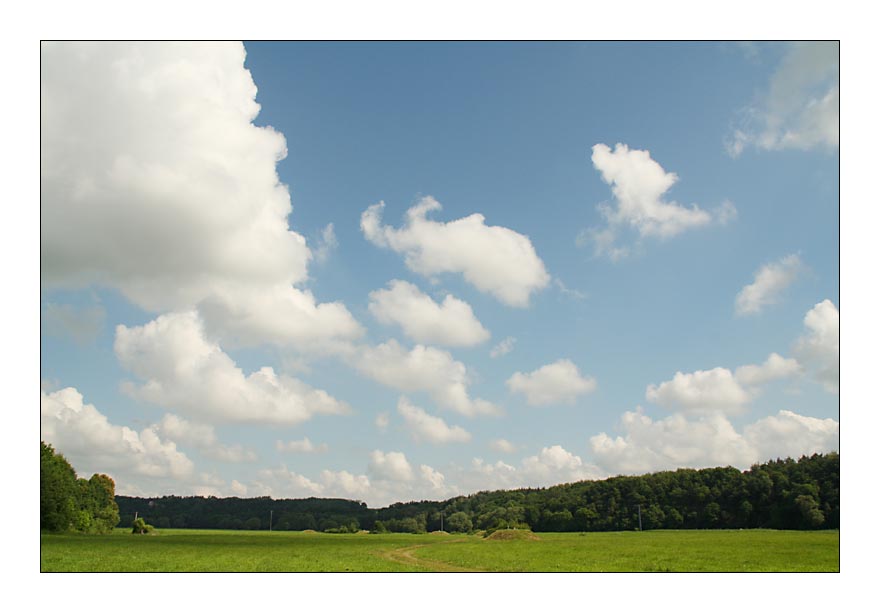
left=85, top=474, right=120, bottom=533
left=445, top=512, right=472, bottom=533
left=245, top=517, right=262, bottom=530
left=40, top=442, right=78, bottom=531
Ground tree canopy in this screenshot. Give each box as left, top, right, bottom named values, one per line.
left=40, top=442, right=120, bottom=533
left=116, top=453, right=838, bottom=533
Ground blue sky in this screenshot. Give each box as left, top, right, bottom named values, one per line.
left=40, top=41, right=838, bottom=506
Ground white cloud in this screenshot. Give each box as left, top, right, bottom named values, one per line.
left=734, top=352, right=802, bottom=387
left=452, top=445, right=603, bottom=494
left=490, top=337, right=516, bottom=358
left=276, top=437, right=329, bottom=454
left=42, top=301, right=105, bottom=345
left=368, top=450, right=414, bottom=482
left=313, top=223, right=338, bottom=263
left=156, top=414, right=257, bottom=462
left=318, top=470, right=372, bottom=500
left=727, top=42, right=839, bottom=156
left=352, top=339, right=501, bottom=417
left=584, top=143, right=732, bottom=258
left=520, top=445, right=603, bottom=485
left=368, top=279, right=490, bottom=347
left=375, top=412, right=390, bottom=431
left=590, top=408, right=755, bottom=474
left=254, top=450, right=451, bottom=506
left=590, top=407, right=838, bottom=475
left=794, top=299, right=839, bottom=393
left=744, top=410, right=839, bottom=460
left=489, top=439, right=517, bottom=454
left=397, top=397, right=471, bottom=444
left=252, top=466, right=324, bottom=498
left=506, top=359, right=597, bottom=406
left=229, top=480, right=249, bottom=497
left=418, top=465, right=448, bottom=494
left=40, top=42, right=360, bottom=351
left=250, top=466, right=374, bottom=501
left=198, top=283, right=363, bottom=351
left=458, top=458, right=520, bottom=492
left=41, top=387, right=195, bottom=483
left=735, top=254, right=804, bottom=315
left=646, top=367, right=751, bottom=415
left=115, top=311, right=351, bottom=425
left=361, top=196, right=550, bottom=307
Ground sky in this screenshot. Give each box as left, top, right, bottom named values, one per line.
left=40, top=41, right=839, bottom=507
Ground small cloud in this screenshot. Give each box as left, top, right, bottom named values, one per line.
left=714, top=200, right=738, bottom=225
left=735, top=254, right=804, bottom=316
left=734, top=353, right=802, bottom=387
left=361, top=197, right=550, bottom=307
left=276, top=437, right=329, bottom=454
left=490, top=337, right=516, bottom=358
left=507, top=359, right=597, bottom=406
left=156, top=414, right=258, bottom=463
left=375, top=412, right=390, bottom=431
left=582, top=143, right=732, bottom=259
left=489, top=439, right=517, bottom=454
left=397, top=397, right=471, bottom=445
left=352, top=339, right=502, bottom=417
left=554, top=278, right=588, bottom=301
left=646, top=367, right=751, bottom=415
left=368, top=279, right=490, bottom=347
left=313, top=223, right=338, bottom=263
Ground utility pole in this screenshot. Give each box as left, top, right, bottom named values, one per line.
left=637, top=504, right=642, bottom=531
left=269, top=509, right=273, bottom=532
left=440, top=511, right=444, bottom=532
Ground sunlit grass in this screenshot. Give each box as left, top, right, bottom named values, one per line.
left=40, top=528, right=839, bottom=572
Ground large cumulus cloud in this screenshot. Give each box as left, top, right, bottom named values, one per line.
left=41, top=41, right=361, bottom=350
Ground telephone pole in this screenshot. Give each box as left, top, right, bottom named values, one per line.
left=637, top=504, right=642, bottom=531
left=269, top=509, right=273, bottom=532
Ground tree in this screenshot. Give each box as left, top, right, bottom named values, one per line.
left=40, top=442, right=78, bottom=531
left=445, top=512, right=472, bottom=533
left=41, top=442, right=121, bottom=534
left=86, top=474, right=120, bottom=533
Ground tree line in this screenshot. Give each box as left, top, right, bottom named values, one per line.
left=114, top=453, right=838, bottom=533
left=40, top=442, right=120, bottom=533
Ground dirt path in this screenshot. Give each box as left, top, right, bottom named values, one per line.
left=378, top=539, right=483, bottom=572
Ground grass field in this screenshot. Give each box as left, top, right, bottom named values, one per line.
left=40, top=528, right=839, bottom=572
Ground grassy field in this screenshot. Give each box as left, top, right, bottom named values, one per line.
left=40, top=528, right=839, bottom=572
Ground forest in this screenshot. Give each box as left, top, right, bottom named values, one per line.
left=112, top=453, right=838, bottom=533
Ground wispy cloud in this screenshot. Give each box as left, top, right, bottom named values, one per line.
left=735, top=254, right=804, bottom=316
left=726, top=42, right=839, bottom=156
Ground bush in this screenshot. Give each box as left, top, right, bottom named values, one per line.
left=132, top=517, right=155, bottom=534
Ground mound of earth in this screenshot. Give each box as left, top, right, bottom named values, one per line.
left=301, top=529, right=318, bottom=534
left=430, top=530, right=449, bottom=535
left=485, top=529, right=540, bottom=541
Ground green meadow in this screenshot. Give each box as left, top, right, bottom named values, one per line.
left=40, top=528, right=839, bottom=572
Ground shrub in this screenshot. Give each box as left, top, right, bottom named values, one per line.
left=132, top=517, right=155, bottom=534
